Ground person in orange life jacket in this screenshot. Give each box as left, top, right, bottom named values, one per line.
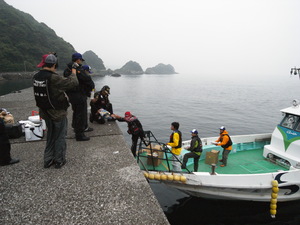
left=116, top=111, right=145, bottom=157
left=90, top=85, right=113, bottom=124
left=64, top=53, right=95, bottom=141
left=181, top=129, right=202, bottom=172
left=213, top=126, right=232, bottom=167
left=0, top=117, right=19, bottom=166
left=33, top=54, right=79, bottom=168
left=166, top=122, right=182, bottom=172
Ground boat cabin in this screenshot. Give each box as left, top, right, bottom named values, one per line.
left=263, top=100, right=300, bottom=168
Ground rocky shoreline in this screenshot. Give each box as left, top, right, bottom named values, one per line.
left=0, top=71, right=111, bottom=81
left=0, top=72, right=37, bottom=81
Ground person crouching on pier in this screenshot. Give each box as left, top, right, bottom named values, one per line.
left=90, top=85, right=113, bottom=124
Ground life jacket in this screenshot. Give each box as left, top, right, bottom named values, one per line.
left=220, top=134, right=232, bottom=149
left=33, top=70, right=69, bottom=110
left=169, top=130, right=182, bottom=148
left=192, top=136, right=202, bottom=152
left=125, top=116, right=141, bottom=135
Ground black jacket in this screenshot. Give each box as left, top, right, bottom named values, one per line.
left=64, top=63, right=95, bottom=104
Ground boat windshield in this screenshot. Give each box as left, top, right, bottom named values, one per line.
left=280, top=114, right=300, bottom=130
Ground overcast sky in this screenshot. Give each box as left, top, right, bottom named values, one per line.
left=5, top=0, right=300, bottom=78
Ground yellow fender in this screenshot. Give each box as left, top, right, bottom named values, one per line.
left=270, top=180, right=279, bottom=218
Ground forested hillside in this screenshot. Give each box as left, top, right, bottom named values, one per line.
left=0, top=0, right=75, bottom=72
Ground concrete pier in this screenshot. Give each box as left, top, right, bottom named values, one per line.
left=0, top=88, right=169, bottom=225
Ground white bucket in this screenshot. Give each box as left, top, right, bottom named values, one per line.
left=24, top=123, right=43, bottom=141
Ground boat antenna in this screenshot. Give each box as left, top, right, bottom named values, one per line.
left=290, top=66, right=300, bottom=79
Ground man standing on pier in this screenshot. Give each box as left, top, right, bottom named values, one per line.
left=64, top=53, right=95, bottom=141
left=33, top=54, right=78, bottom=169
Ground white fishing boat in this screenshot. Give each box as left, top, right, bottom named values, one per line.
left=137, top=100, right=300, bottom=203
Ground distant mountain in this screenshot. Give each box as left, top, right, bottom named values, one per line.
left=114, top=61, right=144, bottom=75
left=82, top=50, right=106, bottom=72
left=0, top=0, right=75, bottom=72
left=145, top=63, right=176, bottom=74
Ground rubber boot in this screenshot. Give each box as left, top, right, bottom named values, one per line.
left=76, top=133, right=90, bottom=141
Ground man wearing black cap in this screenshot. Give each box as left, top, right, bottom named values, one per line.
left=181, top=129, right=202, bottom=171
left=166, top=122, right=182, bottom=172
left=64, top=53, right=95, bottom=141
left=33, top=54, right=79, bottom=168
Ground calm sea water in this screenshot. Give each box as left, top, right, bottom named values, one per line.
left=2, top=73, right=300, bottom=225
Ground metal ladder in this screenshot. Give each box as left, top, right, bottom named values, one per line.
left=137, top=130, right=191, bottom=173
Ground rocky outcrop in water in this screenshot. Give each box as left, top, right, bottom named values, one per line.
left=114, top=61, right=144, bottom=75
left=145, top=63, right=176, bottom=74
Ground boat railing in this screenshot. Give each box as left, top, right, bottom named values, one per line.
left=137, top=131, right=192, bottom=173
left=200, top=133, right=272, bottom=146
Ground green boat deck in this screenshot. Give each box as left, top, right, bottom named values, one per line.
left=138, top=147, right=289, bottom=174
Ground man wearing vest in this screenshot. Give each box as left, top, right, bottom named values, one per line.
left=33, top=54, right=79, bottom=169
left=214, top=126, right=232, bottom=167
left=181, top=129, right=202, bottom=172
left=166, top=122, right=182, bottom=172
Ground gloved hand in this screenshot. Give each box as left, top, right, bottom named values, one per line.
left=72, top=62, right=79, bottom=69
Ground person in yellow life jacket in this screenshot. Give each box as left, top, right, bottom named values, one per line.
left=214, top=126, right=232, bottom=167
left=166, top=122, right=182, bottom=172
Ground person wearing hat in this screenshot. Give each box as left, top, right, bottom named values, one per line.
left=166, top=122, right=182, bottom=172
left=37, top=54, right=48, bottom=68
left=82, top=65, right=93, bottom=74
left=115, top=111, right=145, bottom=157
left=89, top=85, right=113, bottom=124
left=33, top=54, right=79, bottom=168
left=64, top=53, right=95, bottom=141
left=181, top=129, right=202, bottom=171
left=213, top=126, right=233, bottom=167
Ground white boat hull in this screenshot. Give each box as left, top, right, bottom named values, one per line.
left=161, top=169, right=300, bottom=202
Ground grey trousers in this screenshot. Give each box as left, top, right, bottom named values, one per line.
left=222, top=149, right=231, bottom=165
left=172, top=154, right=182, bottom=172
left=44, top=115, right=68, bottom=164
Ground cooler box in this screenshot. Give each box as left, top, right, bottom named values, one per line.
left=205, top=150, right=220, bottom=165
left=24, top=123, right=43, bottom=141
left=28, top=115, right=46, bottom=130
